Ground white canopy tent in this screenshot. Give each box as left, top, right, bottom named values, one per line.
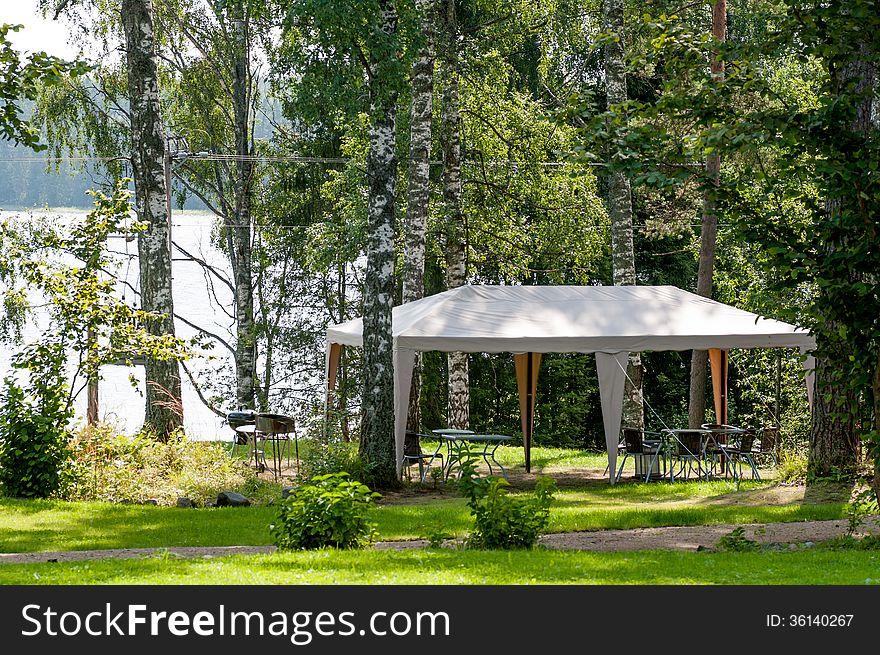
left=325, top=285, right=816, bottom=482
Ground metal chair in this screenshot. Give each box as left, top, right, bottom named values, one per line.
left=616, top=428, right=665, bottom=483
left=226, top=409, right=256, bottom=457
left=720, top=427, right=760, bottom=480
left=402, top=431, right=444, bottom=483
left=255, top=413, right=297, bottom=481
left=670, top=430, right=708, bottom=481
left=753, top=425, right=781, bottom=466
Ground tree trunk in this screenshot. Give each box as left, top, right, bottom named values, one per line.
left=810, top=356, right=859, bottom=474
left=689, top=0, right=725, bottom=428
left=228, top=1, right=256, bottom=410
left=440, top=0, right=468, bottom=430
left=359, top=3, right=399, bottom=486
left=808, top=54, right=873, bottom=476
left=121, top=0, right=182, bottom=440
left=403, top=0, right=436, bottom=433
left=873, top=353, right=880, bottom=495
left=603, top=0, right=643, bottom=430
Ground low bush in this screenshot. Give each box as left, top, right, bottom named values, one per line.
left=62, top=422, right=269, bottom=506
left=270, top=472, right=380, bottom=550
left=457, top=458, right=557, bottom=549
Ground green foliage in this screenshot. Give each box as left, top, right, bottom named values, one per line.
left=777, top=449, right=809, bottom=484
left=716, top=526, right=761, bottom=552
left=845, top=488, right=879, bottom=537
left=457, top=457, right=557, bottom=549
left=301, top=439, right=367, bottom=482
left=0, top=23, right=89, bottom=150
left=0, top=360, right=73, bottom=498
left=270, top=472, right=381, bottom=550
left=62, top=422, right=267, bottom=506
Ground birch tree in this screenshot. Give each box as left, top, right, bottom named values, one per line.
left=439, top=0, right=469, bottom=430
left=603, top=0, right=643, bottom=430
left=403, top=0, right=436, bottom=432
left=359, top=0, right=402, bottom=485
left=121, top=0, right=183, bottom=439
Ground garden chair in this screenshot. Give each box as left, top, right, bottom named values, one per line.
left=715, top=427, right=760, bottom=480
left=615, top=428, right=665, bottom=483
left=255, top=413, right=297, bottom=481
left=754, top=425, right=780, bottom=466
left=402, top=431, right=444, bottom=483
left=670, top=429, right=708, bottom=481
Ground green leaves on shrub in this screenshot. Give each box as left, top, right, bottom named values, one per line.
left=0, top=374, right=72, bottom=499
left=270, top=473, right=381, bottom=550
left=457, top=457, right=557, bottom=550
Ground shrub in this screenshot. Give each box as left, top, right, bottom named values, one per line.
left=716, top=526, right=761, bottom=552
left=63, top=423, right=267, bottom=506
left=0, top=376, right=72, bottom=499
left=270, top=472, right=381, bottom=550
left=457, top=457, right=557, bottom=549
left=301, top=439, right=366, bottom=481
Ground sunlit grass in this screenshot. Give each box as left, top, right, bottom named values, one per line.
left=0, top=479, right=847, bottom=551
left=1, top=548, right=878, bottom=586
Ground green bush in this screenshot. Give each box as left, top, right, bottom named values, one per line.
left=457, top=458, right=557, bottom=549
left=63, top=423, right=267, bottom=506
left=301, top=439, right=366, bottom=481
left=270, top=472, right=380, bottom=550
left=0, top=377, right=72, bottom=499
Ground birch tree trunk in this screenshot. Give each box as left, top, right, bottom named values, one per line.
left=689, top=0, right=725, bottom=428
left=440, top=0, right=469, bottom=430
left=603, top=0, right=643, bottom=431
left=359, top=3, right=400, bottom=486
left=403, top=0, right=436, bottom=432
left=121, top=0, right=183, bottom=440
left=228, top=1, right=256, bottom=410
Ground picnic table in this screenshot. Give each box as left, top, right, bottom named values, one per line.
left=431, top=429, right=513, bottom=480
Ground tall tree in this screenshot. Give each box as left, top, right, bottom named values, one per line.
left=688, top=0, right=726, bottom=428
left=121, top=0, right=183, bottom=439
left=403, top=0, right=436, bottom=432
left=440, top=0, right=469, bottom=430
left=360, top=1, right=401, bottom=485
left=603, top=0, right=643, bottom=430
left=808, top=40, right=874, bottom=476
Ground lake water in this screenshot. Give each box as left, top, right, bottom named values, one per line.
left=0, top=209, right=237, bottom=442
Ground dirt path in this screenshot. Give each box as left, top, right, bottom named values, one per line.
left=3, top=516, right=878, bottom=564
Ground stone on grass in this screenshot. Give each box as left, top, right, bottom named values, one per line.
left=216, top=491, right=251, bottom=507
left=176, top=497, right=195, bottom=508
left=281, top=486, right=296, bottom=500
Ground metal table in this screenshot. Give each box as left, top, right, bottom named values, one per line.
left=432, top=429, right=512, bottom=480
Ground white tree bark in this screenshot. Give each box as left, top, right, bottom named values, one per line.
left=440, top=0, right=469, bottom=430
left=360, top=2, right=400, bottom=485
left=121, top=0, right=183, bottom=439
left=228, top=1, right=257, bottom=411
left=604, top=0, right=643, bottom=430
left=403, top=0, right=436, bottom=432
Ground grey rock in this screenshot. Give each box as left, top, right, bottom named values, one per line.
left=216, top=491, right=251, bottom=507
left=281, top=486, right=296, bottom=500
left=176, top=497, right=194, bottom=508
left=144, top=498, right=159, bottom=506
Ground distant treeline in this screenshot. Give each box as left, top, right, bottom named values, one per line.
left=0, top=140, right=206, bottom=211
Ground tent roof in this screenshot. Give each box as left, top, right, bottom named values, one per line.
left=325, top=285, right=816, bottom=353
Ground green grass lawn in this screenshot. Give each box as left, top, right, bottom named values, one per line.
left=1, top=547, right=878, bottom=585
left=0, top=445, right=861, bottom=586
left=0, top=479, right=848, bottom=552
